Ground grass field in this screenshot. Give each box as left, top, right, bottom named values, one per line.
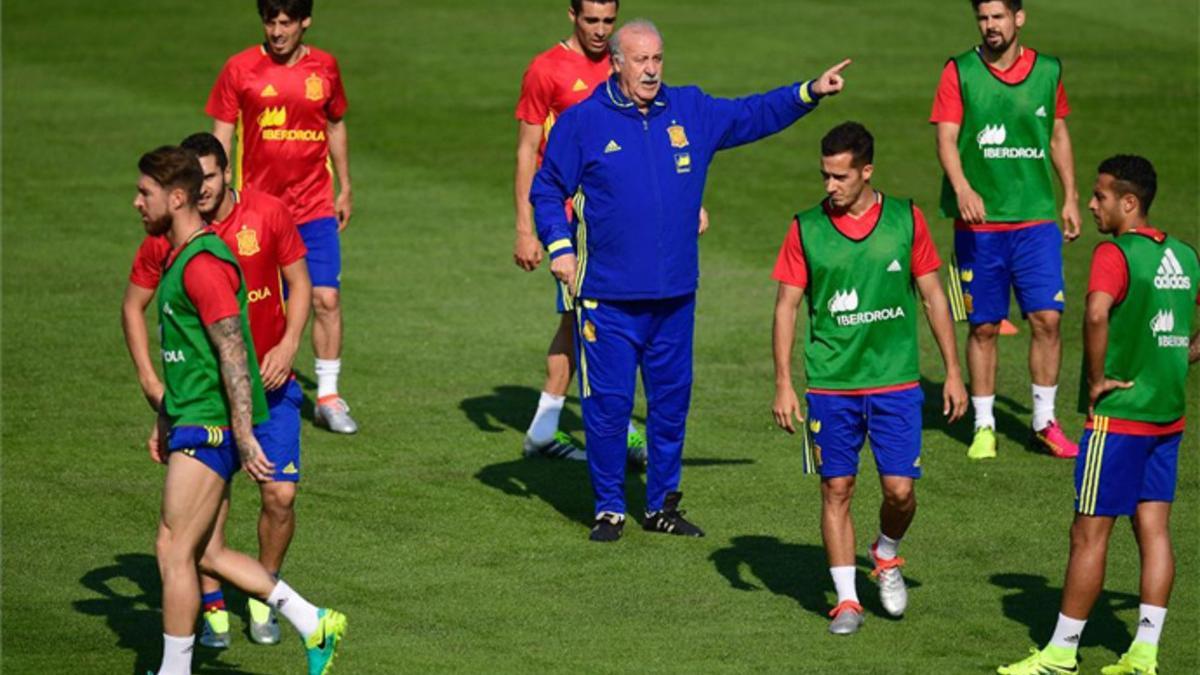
left=2, top=1, right=1198, bottom=672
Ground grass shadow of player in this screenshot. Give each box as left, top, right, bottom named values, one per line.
left=920, top=377, right=1029, bottom=449
left=73, top=553, right=267, bottom=675
left=476, top=450, right=755, bottom=528
left=991, top=573, right=1138, bottom=655
left=709, top=535, right=923, bottom=621
left=459, top=385, right=647, bottom=436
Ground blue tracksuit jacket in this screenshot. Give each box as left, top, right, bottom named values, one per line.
left=531, top=76, right=821, bottom=300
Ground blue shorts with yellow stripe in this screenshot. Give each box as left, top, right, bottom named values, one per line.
left=168, top=380, right=303, bottom=483
left=803, top=387, right=924, bottom=479
left=168, top=425, right=241, bottom=482
left=1074, top=417, right=1181, bottom=517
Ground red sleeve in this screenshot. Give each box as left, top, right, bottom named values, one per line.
left=205, top=59, right=241, bottom=123
left=910, top=205, right=943, bottom=277
left=771, top=219, right=808, bottom=289
left=929, top=61, right=963, bottom=124
left=515, top=58, right=553, bottom=125
left=271, top=204, right=307, bottom=267
left=129, top=236, right=170, bottom=289
left=326, top=57, right=349, bottom=120
left=1087, top=242, right=1128, bottom=303
left=183, top=253, right=242, bottom=326
left=1055, top=80, right=1070, bottom=118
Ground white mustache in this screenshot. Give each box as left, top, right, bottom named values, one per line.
left=640, top=77, right=660, bottom=85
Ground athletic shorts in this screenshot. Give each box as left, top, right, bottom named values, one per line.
left=298, top=216, right=341, bottom=289
left=168, top=425, right=241, bottom=482
left=954, top=222, right=1065, bottom=325
left=805, top=387, right=924, bottom=479
left=259, top=378, right=303, bottom=482
left=552, top=199, right=577, bottom=314
left=1075, top=423, right=1181, bottom=517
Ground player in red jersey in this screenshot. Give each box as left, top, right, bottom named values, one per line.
left=932, top=0, right=1081, bottom=461
left=513, top=0, right=621, bottom=462
left=207, top=0, right=357, bottom=434
left=131, top=145, right=343, bottom=675
left=122, top=133, right=312, bottom=648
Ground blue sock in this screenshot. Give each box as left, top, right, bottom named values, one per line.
left=202, top=589, right=226, bottom=613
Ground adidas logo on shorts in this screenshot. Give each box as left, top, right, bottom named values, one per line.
left=1155, top=249, right=1191, bottom=289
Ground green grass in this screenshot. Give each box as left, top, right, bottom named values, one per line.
left=2, top=1, right=1197, bottom=672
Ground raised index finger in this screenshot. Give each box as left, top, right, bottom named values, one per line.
left=827, top=58, right=853, bottom=75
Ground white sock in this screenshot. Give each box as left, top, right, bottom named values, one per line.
left=1134, top=604, right=1167, bottom=646
left=1048, top=613, right=1087, bottom=651
left=873, top=533, right=901, bottom=560
left=1031, top=384, right=1058, bottom=431
left=972, top=395, right=996, bottom=430
left=526, top=392, right=565, bottom=446
left=315, top=359, right=341, bottom=400
left=267, top=580, right=320, bottom=640
left=830, top=566, right=858, bottom=604
left=627, top=420, right=639, bottom=437
left=158, top=633, right=194, bottom=675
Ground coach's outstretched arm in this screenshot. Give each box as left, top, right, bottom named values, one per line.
left=709, top=59, right=852, bottom=152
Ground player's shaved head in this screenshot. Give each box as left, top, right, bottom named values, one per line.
left=1098, top=154, right=1157, bottom=215
left=180, top=132, right=228, bottom=171
left=822, top=122, right=874, bottom=167
left=138, top=146, right=203, bottom=205
left=259, top=0, right=312, bottom=21
left=571, top=0, right=618, bottom=12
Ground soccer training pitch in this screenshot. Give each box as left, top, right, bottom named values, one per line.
left=2, top=1, right=1197, bottom=672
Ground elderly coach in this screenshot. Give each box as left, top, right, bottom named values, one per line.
left=531, top=19, right=850, bottom=542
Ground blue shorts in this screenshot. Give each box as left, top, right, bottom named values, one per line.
left=168, top=425, right=241, bottom=482
left=1075, top=426, right=1180, bottom=516
left=805, top=387, right=924, bottom=479
left=954, top=222, right=1065, bottom=325
left=298, top=216, right=341, bottom=289
left=259, top=379, right=303, bottom=482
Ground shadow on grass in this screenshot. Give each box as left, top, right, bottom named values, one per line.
left=991, top=573, right=1139, bottom=654
left=294, top=372, right=316, bottom=423
left=709, top=535, right=923, bottom=620
left=73, top=553, right=268, bottom=674
left=459, top=385, right=584, bottom=435
left=476, top=452, right=755, bottom=527
left=920, top=377, right=1032, bottom=449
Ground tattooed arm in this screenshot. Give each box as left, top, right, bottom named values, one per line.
left=206, top=316, right=274, bottom=481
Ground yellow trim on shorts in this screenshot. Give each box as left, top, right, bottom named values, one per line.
left=1079, top=415, right=1109, bottom=515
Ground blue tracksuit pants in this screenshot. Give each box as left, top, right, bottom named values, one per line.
left=575, top=293, right=695, bottom=515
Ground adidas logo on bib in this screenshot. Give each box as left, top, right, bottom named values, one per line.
left=1155, top=249, right=1191, bottom=289
left=886, top=259, right=902, bottom=272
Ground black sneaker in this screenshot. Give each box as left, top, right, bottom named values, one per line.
left=589, top=512, right=625, bottom=542
left=642, top=491, right=704, bottom=537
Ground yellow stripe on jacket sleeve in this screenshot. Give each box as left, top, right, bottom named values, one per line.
left=547, top=239, right=573, bottom=254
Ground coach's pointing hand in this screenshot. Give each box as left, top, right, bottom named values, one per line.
left=811, top=59, right=852, bottom=97
left=551, top=253, right=578, bottom=299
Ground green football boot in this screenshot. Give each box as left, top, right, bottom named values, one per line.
left=305, top=608, right=348, bottom=675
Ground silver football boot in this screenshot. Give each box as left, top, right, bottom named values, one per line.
left=315, top=397, right=358, bottom=434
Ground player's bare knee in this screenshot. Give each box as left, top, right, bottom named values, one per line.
left=262, top=483, right=297, bottom=520
left=822, top=478, right=855, bottom=506
left=313, top=288, right=341, bottom=315
left=1069, top=516, right=1110, bottom=552
left=883, top=482, right=915, bottom=510
left=969, top=322, right=1000, bottom=342
left=1028, top=311, right=1061, bottom=338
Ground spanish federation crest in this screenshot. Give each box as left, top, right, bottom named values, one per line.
left=236, top=226, right=260, bottom=256
left=667, top=124, right=689, bottom=148
left=305, top=73, right=325, bottom=101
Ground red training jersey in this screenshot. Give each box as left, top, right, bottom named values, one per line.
left=131, top=190, right=306, bottom=361
left=1084, top=227, right=1198, bottom=435
left=772, top=198, right=942, bottom=396
left=177, top=250, right=241, bottom=326
left=206, top=45, right=348, bottom=226
left=515, top=43, right=611, bottom=164
left=930, top=47, right=1071, bottom=232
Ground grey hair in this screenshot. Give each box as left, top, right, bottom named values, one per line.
left=609, top=19, right=662, bottom=66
